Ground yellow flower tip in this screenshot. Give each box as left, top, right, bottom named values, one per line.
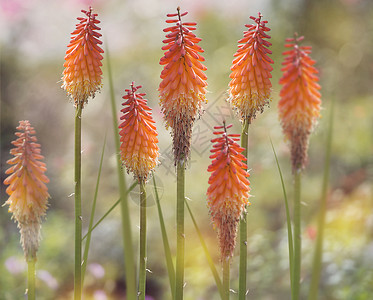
left=62, top=6, right=104, bottom=108
left=159, top=8, right=207, bottom=164
left=278, top=34, right=321, bottom=172
left=119, top=82, right=160, bottom=182
left=3, top=120, right=50, bottom=259
left=228, top=12, right=274, bottom=123
left=206, top=123, right=251, bottom=259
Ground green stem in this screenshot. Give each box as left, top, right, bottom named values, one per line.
left=293, top=170, right=302, bottom=300
left=239, top=119, right=249, bottom=300
left=175, top=161, right=185, bottom=300
left=138, top=180, right=147, bottom=300
left=308, top=99, right=334, bottom=300
left=27, top=257, right=36, bottom=300
left=223, top=258, right=230, bottom=300
left=74, top=104, right=83, bottom=300
left=106, top=45, right=136, bottom=300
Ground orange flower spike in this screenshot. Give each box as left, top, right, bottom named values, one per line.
left=119, top=83, right=160, bottom=182
left=228, top=12, right=273, bottom=123
left=3, top=120, right=50, bottom=260
left=207, top=123, right=251, bottom=259
left=278, top=35, right=321, bottom=172
left=62, top=7, right=104, bottom=107
left=159, top=7, right=207, bottom=164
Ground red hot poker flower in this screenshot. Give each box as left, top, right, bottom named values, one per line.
left=207, top=123, right=251, bottom=259
left=62, top=7, right=104, bottom=107
left=3, top=120, right=50, bottom=260
left=228, top=13, right=273, bottom=123
left=119, top=83, right=159, bottom=182
left=278, top=35, right=321, bottom=172
left=159, top=7, right=207, bottom=164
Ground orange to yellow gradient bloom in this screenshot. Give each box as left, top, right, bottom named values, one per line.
left=278, top=35, right=321, bottom=172
left=62, top=7, right=103, bottom=107
left=159, top=7, right=207, bottom=164
left=119, top=83, right=159, bottom=182
left=228, top=13, right=273, bottom=123
left=207, top=123, right=251, bottom=259
left=3, top=121, right=50, bottom=260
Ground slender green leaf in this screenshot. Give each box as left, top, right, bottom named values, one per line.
left=185, top=199, right=224, bottom=299
left=81, top=182, right=137, bottom=241
left=270, top=138, right=294, bottom=290
left=82, top=134, right=107, bottom=284
left=308, top=98, right=335, bottom=300
left=106, top=43, right=136, bottom=300
left=153, top=174, right=175, bottom=298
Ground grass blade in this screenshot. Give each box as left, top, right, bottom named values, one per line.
left=106, top=43, right=136, bottom=300
left=82, top=133, right=107, bottom=283
left=185, top=199, right=224, bottom=299
left=270, top=138, right=294, bottom=290
left=308, top=98, right=335, bottom=300
left=153, top=174, right=175, bottom=298
left=81, top=182, right=137, bottom=241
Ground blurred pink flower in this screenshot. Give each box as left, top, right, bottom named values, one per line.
left=5, top=256, right=26, bottom=274
left=37, top=270, right=58, bottom=289
left=88, top=262, right=105, bottom=279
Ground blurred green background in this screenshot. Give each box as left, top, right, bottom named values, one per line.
left=1, top=0, right=372, bottom=299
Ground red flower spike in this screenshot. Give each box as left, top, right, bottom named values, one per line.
left=228, top=12, right=273, bottom=123
left=3, top=120, right=50, bottom=260
left=62, top=7, right=104, bottom=107
left=278, top=34, right=321, bottom=172
left=159, top=7, right=208, bottom=165
left=206, top=122, right=251, bottom=260
left=119, top=83, right=159, bottom=182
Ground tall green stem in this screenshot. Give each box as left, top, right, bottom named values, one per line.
left=106, top=45, right=136, bottom=300
left=293, top=170, right=302, bottom=300
left=239, top=119, right=249, bottom=299
left=175, top=161, right=185, bottom=300
left=27, top=257, right=36, bottom=300
left=138, top=180, right=147, bottom=300
left=74, top=104, right=82, bottom=300
left=223, top=258, right=230, bottom=300
left=308, top=99, right=334, bottom=300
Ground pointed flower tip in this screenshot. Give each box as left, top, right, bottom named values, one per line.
left=3, top=120, right=50, bottom=260
left=207, top=123, right=251, bottom=259
left=278, top=35, right=321, bottom=172
left=61, top=7, right=104, bottom=108
left=159, top=7, right=207, bottom=164
left=228, top=13, right=273, bottom=124
left=119, top=83, right=159, bottom=182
